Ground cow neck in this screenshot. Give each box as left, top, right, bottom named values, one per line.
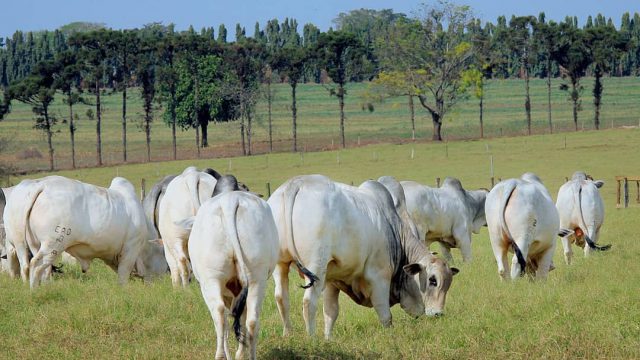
left=389, top=213, right=429, bottom=306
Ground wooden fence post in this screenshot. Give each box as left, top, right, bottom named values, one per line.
left=491, top=177, right=495, bottom=188
left=617, top=178, right=621, bottom=208
left=266, top=182, right=271, bottom=198
left=141, top=178, right=146, bottom=201
left=436, top=177, right=441, bottom=187
left=624, top=178, right=629, bottom=208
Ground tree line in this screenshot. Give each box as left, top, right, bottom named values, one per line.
left=1, top=2, right=639, bottom=171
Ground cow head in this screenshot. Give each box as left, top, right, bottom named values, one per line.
left=403, top=257, right=459, bottom=317
left=470, top=189, right=489, bottom=233
left=137, top=239, right=169, bottom=279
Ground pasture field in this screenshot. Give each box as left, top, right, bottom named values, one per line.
left=1, top=128, right=640, bottom=359
left=1, top=76, right=639, bottom=172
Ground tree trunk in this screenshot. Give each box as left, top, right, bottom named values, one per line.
left=68, top=97, right=75, bottom=169
left=479, top=93, right=484, bottom=139
left=409, top=95, right=415, bottom=140
left=267, top=80, right=273, bottom=152
left=546, top=57, right=553, bottom=134
left=201, top=119, right=208, bottom=147
left=171, top=96, right=177, bottom=160
left=524, top=64, right=532, bottom=136
left=195, top=125, right=201, bottom=158
left=338, top=84, right=346, bottom=148
left=95, top=79, right=102, bottom=166
left=572, top=79, right=579, bottom=131
left=246, top=110, right=252, bottom=156
left=593, top=68, right=603, bottom=130
left=144, top=108, right=151, bottom=163
left=122, top=87, right=127, bottom=162
left=431, top=112, right=443, bottom=141
left=240, top=111, right=246, bottom=156
left=44, top=106, right=54, bottom=171
left=194, top=76, right=200, bottom=158
left=292, top=83, right=297, bottom=152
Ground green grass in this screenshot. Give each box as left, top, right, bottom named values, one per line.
left=1, top=76, right=639, bottom=172
left=1, top=128, right=639, bottom=358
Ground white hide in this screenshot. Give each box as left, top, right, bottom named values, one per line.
left=401, top=178, right=487, bottom=263
left=556, top=172, right=606, bottom=264
left=268, top=175, right=458, bottom=340
left=158, top=166, right=217, bottom=287
left=485, top=173, right=559, bottom=280
left=188, top=191, right=278, bottom=360
left=3, top=176, right=165, bottom=288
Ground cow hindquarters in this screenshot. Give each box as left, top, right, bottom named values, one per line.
left=273, top=262, right=293, bottom=336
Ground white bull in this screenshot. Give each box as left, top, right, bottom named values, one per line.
left=1, top=186, right=14, bottom=272
left=3, top=176, right=166, bottom=288
left=486, top=173, right=567, bottom=280
left=158, top=166, right=217, bottom=287
left=268, top=175, right=459, bottom=339
left=556, top=171, right=610, bottom=264
left=402, top=178, right=488, bottom=263
left=185, top=188, right=278, bottom=360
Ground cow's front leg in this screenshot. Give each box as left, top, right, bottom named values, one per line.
left=323, top=283, right=340, bottom=340
left=453, top=228, right=473, bottom=263
left=366, top=271, right=392, bottom=327
left=438, top=240, right=454, bottom=263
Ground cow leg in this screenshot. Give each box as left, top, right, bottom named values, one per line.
left=535, top=244, right=556, bottom=281
left=561, top=235, right=573, bottom=265
left=116, top=238, right=145, bottom=285
left=323, top=283, right=340, bottom=340
left=237, top=281, right=267, bottom=360
left=510, top=241, right=530, bottom=280
left=438, top=241, right=454, bottom=263
left=200, top=281, right=229, bottom=360
left=5, top=243, right=21, bottom=279
left=163, top=241, right=181, bottom=287
left=29, top=242, right=62, bottom=289
left=172, top=240, right=191, bottom=287
left=302, top=271, right=325, bottom=336
left=273, top=262, right=293, bottom=336
left=368, top=278, right=392, bottom=327
left=489, top=229, right=509, bottom=281
left=453, top=228, right=473, bottom=263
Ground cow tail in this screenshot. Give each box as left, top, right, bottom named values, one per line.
left=500, top=181, right=526, bottom=275
left=186, top=172, right=202, bottom=213
left=221, top=196, right=250, bottom=344
left=284, top=181, right=319, bottom=289
left=577, top=186, right=611, bottom=251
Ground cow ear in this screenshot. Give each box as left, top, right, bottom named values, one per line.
left=403, top=263, right=423, bottom=276
left=450, top=267, right=460, bottom=276
left=594, top=180, right=604, bottom=188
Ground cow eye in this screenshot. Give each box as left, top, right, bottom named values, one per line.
left=429, top=276, right=437, bottom=287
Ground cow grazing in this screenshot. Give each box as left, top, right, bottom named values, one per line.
left=0, top=186, right=13, bottom=272
left=3, top=176, right=166, bottom=288
left=183, top=181, right=278, bottom=359
left=556, top=171, right=610, bottom=264
left=142, top=174, right=177, bottom=236
left=485, top=173, right=567, bottom=280
left=268, top=175, right=459, bottom=339
left=402, top=178, right=488, bottom=262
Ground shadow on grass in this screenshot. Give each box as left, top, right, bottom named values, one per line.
left=263, top=344, right=379, bottom=360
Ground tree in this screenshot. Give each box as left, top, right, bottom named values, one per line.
left=136, top=38, right=157, bottom=162
left=157, top=28, right=179, bottom=160
left=533, top=15, right=560, bottom=133
left=53, top=50, right=83, bottom=169
left=508, top=16, right=537, bottom=135
left=272, top=45, right=310, bottom=151
left=468, top=19, right=497, bottom=138
left=110, top=30, right=139, bottom=162
left=369, top=70, right=420, bottom=140
left=315, top=30, right=364, bottom=148
left=552, top=24, right=591, bottom=131
left=585, top=25, right=626, bottom=129
left=380, top=2, right=474, bottom=141
left=70, top=30, right=110, bottom=166
left=7, top=60, right=58, bottom=170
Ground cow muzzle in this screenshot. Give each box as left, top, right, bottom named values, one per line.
left=426, top=308, right=444, bottom=317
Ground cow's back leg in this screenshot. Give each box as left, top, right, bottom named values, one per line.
left=29, top=240, right=63, bottom=289
left=437, top=240, right=454, bottom=263
left=323, top=283, right=340, bottom=340
left=5, top=242, right=21, bottom=279
left=302, top=267, right=326, bottom=337
left=200, top=281, right=229, bottom=360
left=116, top=237, right=145, bottom=285
left=489, top=227, right=509, bottom=281
left=273, top=261, right=293, bottom=336
left=162, top=240, right=181, bottom=287
left=510, top=236, right=531, bottom=280
left=236, top=279, right=268, bottom=360
left=561, top=235, right=573, bottom=265
left=171, top=238, right=191, bottom=287
left=535, top=242, right=556, bottom=281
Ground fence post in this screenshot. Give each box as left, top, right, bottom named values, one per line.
left=141, top=178, right=146, bottom=201
left=491, top=177, right=495, bottom=188
left=636, top=180, right=639, bottom=204
left=266, top=182, right=271, bottom=198
left=436, top=177, right=441, bottom=187
left=617, top=178, right=621, bottom=208
left=624, top=178, right=629, bottom=208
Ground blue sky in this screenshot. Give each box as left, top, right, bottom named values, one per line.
left=1, top=0, right=638, bottom=39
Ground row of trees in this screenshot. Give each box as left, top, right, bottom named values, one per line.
left=1, top=2, right=639, bottom=171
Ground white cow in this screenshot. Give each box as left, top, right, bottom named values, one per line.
left=402, top=178, right=488, bottom=263
left=1, top=186, right=14, bottom=272
left=268, top=175, right=459, bottom=339
left=3, top=176, right=166, bottom=288
left=485, top=173, right=566, bottom=280
left=158, top=166, right=217, bottom=287
left=185, top=182, right=278, bottom=360
left=556, top=171, right=610, bottom=265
